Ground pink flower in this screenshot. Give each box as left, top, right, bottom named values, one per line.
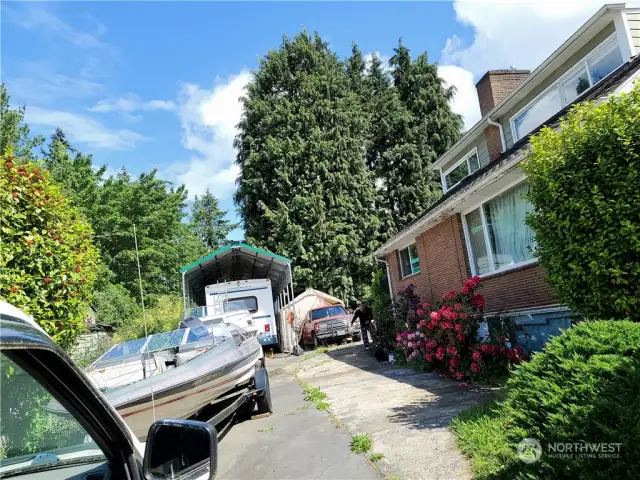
left=425, top=353, right=434, bottom=362
left=472, top=351, right=482, bottom=362
left=455, top=323, right=463, bottom=332
left=456, top=333, right=466, bottom=342
left=480, top=344, right=490, bottom=353
left=407, top=342, right=413, bottom=348
left=471, top=294, right=485, bottom=310
left=461, top=285, right=470, bottom=295
left=447, top=290, right=456, bottom=300
left=435, top=350, right=444, bottom=360
left=416, top=308, right=424, bottom=316
left=430, top=311, right=441, bottom=321
left=471, top=362, right=481, bottom=373
left=459, top=312, right=469, bottom=320
left=454, top=303, right=463, bottom=310
left=408, top=333, right=415, bottom=340
left=455, top=371, right=464, bottom=380
left=427, top=340, right=437, bottom=349
left=421, top=301, right=430, bottom=309
left=396, top=334, right=402, bottom=341
left=446, top=346, right=457, bottom=355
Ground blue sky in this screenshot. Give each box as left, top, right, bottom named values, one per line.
left=1, top=1, right=603, bottom=240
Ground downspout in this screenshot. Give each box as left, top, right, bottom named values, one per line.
left=487, top=117, right=506, bottom=153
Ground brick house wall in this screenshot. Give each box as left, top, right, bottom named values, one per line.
left=386, top=214, right=558, bottom=313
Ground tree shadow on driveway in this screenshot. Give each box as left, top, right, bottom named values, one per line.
left=324, top=344, right=497, bottom=431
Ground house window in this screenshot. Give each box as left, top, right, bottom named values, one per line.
left=442, top=148, right=480, bottom=192
left=398, top=244, right=420, bottom=277
left=512, top=35, right=624, bottom=141
left=463, top=181, right=537, bottom=276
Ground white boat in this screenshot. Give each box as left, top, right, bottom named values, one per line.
left=48, top=316, right=263, bottom=438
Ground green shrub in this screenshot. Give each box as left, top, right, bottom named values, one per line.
left=451, top=321, right=640, bottom=479
left=0, top=151, right=100, bottom=349
left=522, top=85, right=640, bottom=321
left=114, top=295, right=182, bottom=342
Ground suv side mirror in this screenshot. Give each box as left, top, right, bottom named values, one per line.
left=143, top=419, right=218, bottom=480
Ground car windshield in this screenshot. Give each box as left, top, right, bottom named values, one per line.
left=311, top=306, right=347, bottom=320
left=0, top=353, right=106, bottom=475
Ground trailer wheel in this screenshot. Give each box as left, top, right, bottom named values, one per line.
left=256, top=369, right=273, bottom=414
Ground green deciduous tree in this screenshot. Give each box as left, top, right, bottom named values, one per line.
left=0, top=151, right=100, bottom=349
left=90, top=169, right=207, bottom=298
left=0, top=84, right=44, bottom=161
left=189, top=189, right=238, bottom=251
left=235, top=32, right=380, bottom=301
left=522, top=86, right=640, bottom=321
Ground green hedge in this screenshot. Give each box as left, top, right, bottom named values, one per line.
left=522, top=85, right=640, bottom=321
left=451, top=321, right=640, bottom=479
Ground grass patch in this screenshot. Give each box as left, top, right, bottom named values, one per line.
left=296, top=404, right=311, bottom=411
left=315, top=400, right=330, bottom=410
left=329, top=414, right=345, bottom=429
left=350, top=433, right=373, bottom=454
left=370, top=452, right=385, bottom=462
left=302, top=383, right=327, bottom=402
left=449, top=397, right=517, bottom=479
left=257, top=423, right=274, bottom=433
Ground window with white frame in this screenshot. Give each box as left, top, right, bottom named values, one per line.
left=398, top=243, right=420, bottom=277
left=442, top=148, right=481, bottom=192
left=463, top=181, right=537, bottom=275
left=512, top=35, right=624, bottom=141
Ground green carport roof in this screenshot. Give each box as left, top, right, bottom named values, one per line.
left=180, top=242, right=292, bottom=306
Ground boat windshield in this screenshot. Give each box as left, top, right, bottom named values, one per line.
left=99, top=337, right=148, bottom=361
left=93, top=326, right=213, bottom=367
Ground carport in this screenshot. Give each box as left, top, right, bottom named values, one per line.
left=179, top=242, right=297, bottom=352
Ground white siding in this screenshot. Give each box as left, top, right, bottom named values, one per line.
left=628, top=13, right=640, bottom=52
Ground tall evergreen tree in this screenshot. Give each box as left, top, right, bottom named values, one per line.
left=378, top=40, right=462, bottom=228
left=189, top=189, right=238, bottom=251
left=235, top=32, right=379, bottom=301
left=42, top=129, right=105, bottom=220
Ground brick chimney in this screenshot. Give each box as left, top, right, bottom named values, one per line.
left=476, top=69, right=530, bottom=161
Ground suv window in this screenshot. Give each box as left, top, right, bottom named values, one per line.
left=0, top=353, right=106, bottom=476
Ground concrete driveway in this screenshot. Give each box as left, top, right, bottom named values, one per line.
left=296, top=345, right=493, bottom=480
left=216, top=354, right=378, bottom=480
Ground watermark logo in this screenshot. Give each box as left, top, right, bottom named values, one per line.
left=516, top=439, right=623, bottom=463
left=517, top=438, right=542, bottom=464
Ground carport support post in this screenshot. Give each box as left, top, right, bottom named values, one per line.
left=181, top=271, right=187, bottom=313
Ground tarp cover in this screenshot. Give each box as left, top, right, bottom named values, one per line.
left=180, top=242, right=292, bottom=307
left=282, top=289, right=345, bottom=331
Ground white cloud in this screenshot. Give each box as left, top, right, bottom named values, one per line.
left=5, top=5, right=107, bottom=49
left=25, top=107, right=147, bottom=150
left=167, top=71, right=252, bottom=199
left=6, top=62, right=102, bottom=105
left=439, top=0, right=604, bottom=128
left=364, top=51, right=391, bottom=73
left=89, top=94, right=176, bottom=114
left=438, top=65, right=481, bottom=131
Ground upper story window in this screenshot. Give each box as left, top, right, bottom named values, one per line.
left=442, top=147, right=480, bottom=192
left=398, top=243, right=420, bottom=278
left=462, top=181, right=536, bottom=276
left=512, top=35, right=624, bottom=141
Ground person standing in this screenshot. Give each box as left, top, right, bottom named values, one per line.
left=352, top=303, right=373, bottom=349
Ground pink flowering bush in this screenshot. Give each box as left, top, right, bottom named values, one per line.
left=395, top=276, right=528, bottom=382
